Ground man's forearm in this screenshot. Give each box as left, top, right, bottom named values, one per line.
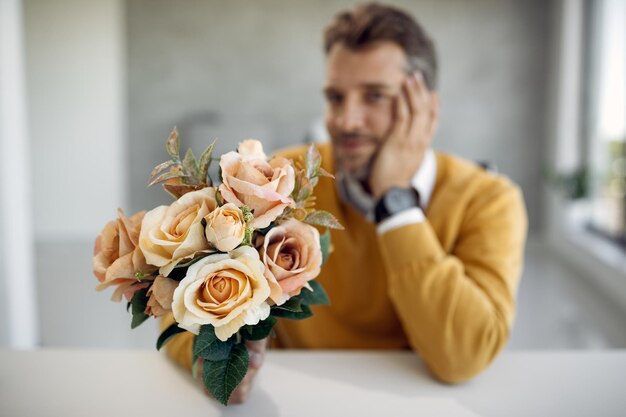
left=377, top=187, right=527, bottom=383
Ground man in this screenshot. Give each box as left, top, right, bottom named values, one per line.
left=164, top=2, right=527, bottom=402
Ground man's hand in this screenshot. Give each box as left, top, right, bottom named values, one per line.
left=195, top=338, right=269, bottom=404
left=369, top=72, right=439, bottom=200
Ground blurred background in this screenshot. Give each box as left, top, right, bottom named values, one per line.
left=0, top=0, right=624, bottom=350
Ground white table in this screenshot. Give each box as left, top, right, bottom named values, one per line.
left=1, top=349, right=625, bottom=417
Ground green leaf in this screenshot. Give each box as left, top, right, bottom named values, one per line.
left=296, top=280, right=330, bottom=306
left=304, top=210, right=344, bottom=230
left=166, top=127, right=180, bottom=158
left=240, top=316, right=277, bottom=341
left=156, top=322, right=187, bottom=351
left=199, top=141, right=216, bottom=184
left=317, top=167, right=334, bottom=179
left=271, top=304, right=313, bottom=320
left=215, top=188, right=224, bottom=206
left=305, top=144, right=321, bottom=180
left=193, top=325, right=235, bottom=361
left=149, top=160, right=176, bottom=180
left=319, top=229, right=331, bottom=266
left=273, top=297, right=303, bottom=313
left=182, top=148, right=199, bottom=180
left=203, top=343, right=249, bottom=406
left=191, top=353, right=200, bottom=380
left=130, top=287, right=150, bottom=329
left=171, top=254, right=209, bottom=270
left=147, top=169, right=186, bottom=187
left=296, top=175, right=313, bottom=202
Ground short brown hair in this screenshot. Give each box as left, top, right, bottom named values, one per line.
left=324, top=3, right=438, bottom=90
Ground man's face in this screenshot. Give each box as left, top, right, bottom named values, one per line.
left=324, top=41, right=408, bottom=179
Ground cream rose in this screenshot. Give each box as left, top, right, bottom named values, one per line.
left=219, top=139, right=296, bottom=229
left=204, top=203, right=245, bottom=252
left=171, top=246, right=271, bottom=341
left=139, top=187, right=217, bottom=276
left=257, top=219, right=322, bottom=305
left=93, top=209, right=156, bottom=301
left=145, top=275, right=178, bottom=317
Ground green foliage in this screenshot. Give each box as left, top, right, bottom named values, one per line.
left=319, top=229, right=331, bottom=266
left=202, top=343, right=249, bottom=406
left=166, top=127, right=180, bottom=159
left=305, top=144, right=322, bottom=187
left=291, top=144, right=334, bottom=204
left=240, top=316, right=277, bottom=341
left=182, top=148, right=199, bottom=181
left=544, top=166, right=589, bottom=200
left=271, top=302, right=313, bottom=320
left=198, top=141, right=215, bottom=186
left=148, top=128, right=217, bottom=198
left=269, top=280, right=328, bottom=321
left=274, top=297, right=303, bottom=313
left=214, top=188, right=224, bottom=206
left=130, top=288, right=150, bottom=329
left=239, top=205, right=256, bottom=246
left=156, top=322, right=186, bottom=350
left=193, top=325, right=235, bottom=362
left=304, top=210, right=344, bottom=230
left=294, top=280, right=330, bottom=306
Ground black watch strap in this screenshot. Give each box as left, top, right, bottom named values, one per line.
left=374, top=187, right=421, bottom=224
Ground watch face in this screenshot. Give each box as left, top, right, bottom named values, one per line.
left=385, top=188, right=419, bottom=213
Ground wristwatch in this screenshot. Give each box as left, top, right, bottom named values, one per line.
left=374, top=187, right=421, bottom=223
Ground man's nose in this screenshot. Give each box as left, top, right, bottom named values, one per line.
left=337, top=97, right=365, bottom=131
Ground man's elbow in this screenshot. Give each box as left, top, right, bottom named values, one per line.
left=430, top=360, right=491, bottom=385
left=426, top=321, right=509, bottom=384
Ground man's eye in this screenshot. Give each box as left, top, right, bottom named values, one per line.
left=365, top=92, right=385, bottom=102
left=325, top=93, right=343, bottom=104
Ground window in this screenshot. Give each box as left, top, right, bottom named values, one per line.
left=585, top=0, right=626, bottom=247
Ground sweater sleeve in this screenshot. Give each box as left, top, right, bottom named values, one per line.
left=377, top=182, right=527, bottom=383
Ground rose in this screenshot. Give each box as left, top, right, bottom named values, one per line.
left=93, top=209, right=156, bottom=301
left=219, top=139, right=296, bottom=229
left=145, top=275, right=178, bottom=317
left=172, top=246, right=271, bottom=341
left=237, top=139, right=267, bottom=161
left=139, top=187, right=217, bottom=276
left=257, top=219, right=322, bottom=305
left=204, top=203, right=246, bottom=252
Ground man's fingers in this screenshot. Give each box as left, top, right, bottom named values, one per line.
left=405, top=73, right=419, bottom=118
left=390, top=84, right=410, bottom=141
left=407, top=72, right=433, bottom=147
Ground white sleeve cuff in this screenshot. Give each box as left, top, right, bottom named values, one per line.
left=376, top=207, right=426, bottom=235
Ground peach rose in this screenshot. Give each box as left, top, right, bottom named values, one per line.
left=219, top=140, right=295, bottom=229
left=257, top=219, right=322, bottom=305
left=172, top=246, right=271, bottom=341
left=145, top=275, right=178, bottom=317
left=139, top=187, right=218, bottom=276
left=204, top=203, right=245, bottom=252
left=93, top=209, right=156, bottom=301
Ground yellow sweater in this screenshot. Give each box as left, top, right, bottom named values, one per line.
left=163, top=143, right=527, bottom=383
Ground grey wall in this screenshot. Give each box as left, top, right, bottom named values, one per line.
left=0, top=195, right=6, bottom=347
left=128, top=0, right=551, bottom=229
left=25, top=0, right=127, bottom=240
left=23, top=0, right=135, bottom=347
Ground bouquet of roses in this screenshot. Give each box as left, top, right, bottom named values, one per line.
left=92, top=128, right=342, bottom=404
